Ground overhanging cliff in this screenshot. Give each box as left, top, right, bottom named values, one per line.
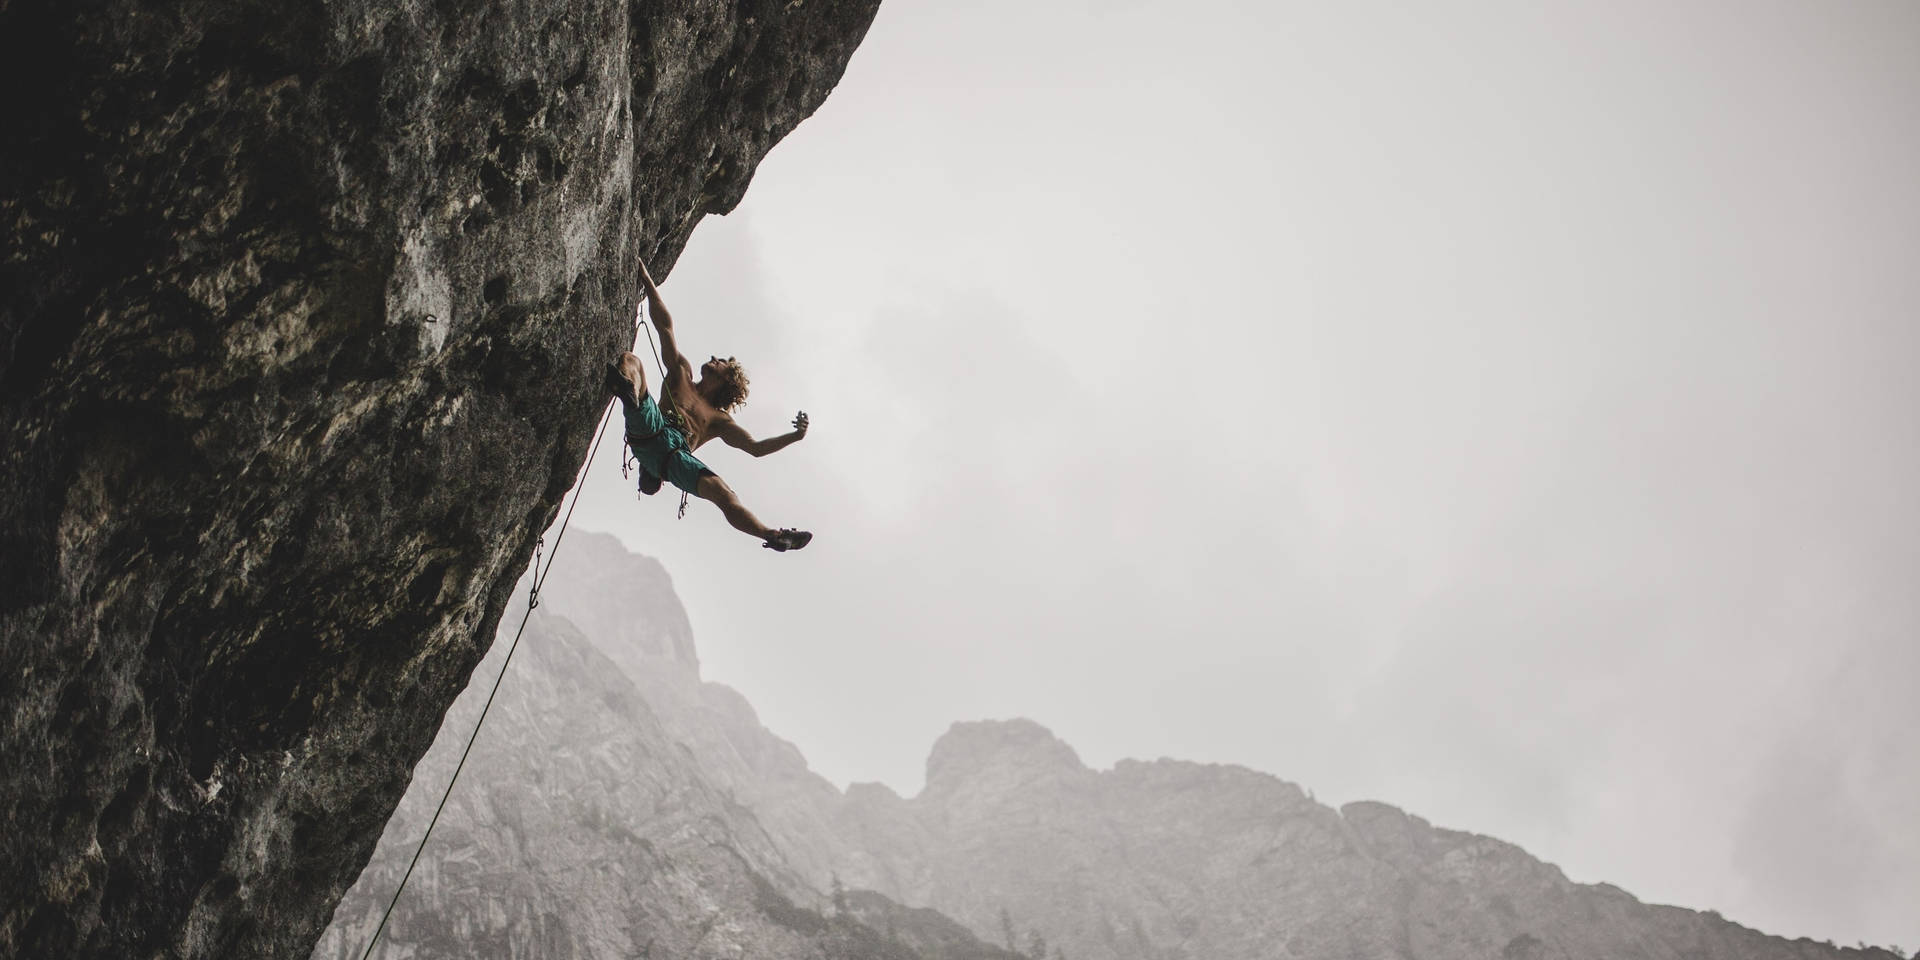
left=0, top=0, right=878, bottom=956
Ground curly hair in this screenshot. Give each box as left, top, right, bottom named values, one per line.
left=706, top=358, right=750, bottom=411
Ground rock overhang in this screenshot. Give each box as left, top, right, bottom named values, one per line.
left=0, top=0, right=881, bottom=956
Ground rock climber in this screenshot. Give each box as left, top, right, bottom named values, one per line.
left=607, top=258, right=813, bottom=552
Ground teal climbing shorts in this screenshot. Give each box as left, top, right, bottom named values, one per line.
left=623, top=393, right=714, bottom=494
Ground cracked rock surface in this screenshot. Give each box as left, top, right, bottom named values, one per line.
left=0, top=0, right=877, bottom=956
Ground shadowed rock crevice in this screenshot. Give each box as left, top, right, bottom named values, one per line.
left=0, top=1, right=879, bottom=957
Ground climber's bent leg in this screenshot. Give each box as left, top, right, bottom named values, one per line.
left=608, top=351, right=647, bottom=412
left=693, top=474, right=773, bottom=539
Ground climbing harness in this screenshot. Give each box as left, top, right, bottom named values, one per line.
left=356, top=394, right=617, bottom=960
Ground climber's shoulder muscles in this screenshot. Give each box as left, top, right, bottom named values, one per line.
left=659, top=343, right=694, bottom=393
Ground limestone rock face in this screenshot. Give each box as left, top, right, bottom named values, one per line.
left=0, top=1, right=877, bottom=957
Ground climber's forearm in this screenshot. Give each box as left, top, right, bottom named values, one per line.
left=636, top=259, right=672, bottom=325
left=750, top=431, right=804, bottom=458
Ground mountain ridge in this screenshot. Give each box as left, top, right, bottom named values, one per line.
left=329, top=530, right=1903, bottom=960
left=313, top=578, right=1021, bottom=960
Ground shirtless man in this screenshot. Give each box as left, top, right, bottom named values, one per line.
left=606, top=259, right=813, bottom=551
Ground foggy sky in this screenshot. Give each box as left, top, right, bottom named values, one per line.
left=561, top=0, right=1919, bottom=950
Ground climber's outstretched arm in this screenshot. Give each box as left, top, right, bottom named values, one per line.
left=637, top=259, right=691, bottom=380
left=711, top=411, right=809, bottom=458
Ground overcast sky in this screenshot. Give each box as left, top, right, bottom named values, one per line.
left=560, top=0, right=1919, bottom=950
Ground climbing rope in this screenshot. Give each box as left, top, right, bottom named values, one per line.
left=357, top=396, right=617, bottom=960
left=634, top=302, right=692, bottom=519
left=638, top=300, right=667, bottom=381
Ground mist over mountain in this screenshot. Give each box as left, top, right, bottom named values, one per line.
left=319, top=532, right=1905, bottom=960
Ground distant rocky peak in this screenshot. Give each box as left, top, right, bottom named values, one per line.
left=1342, top=799, right=1569, bottom=888
left=534, top=530, right=700, bottom=676
left=845, top=781, right=906, bottom=805
left=921, top=718, right=1088, bottom=799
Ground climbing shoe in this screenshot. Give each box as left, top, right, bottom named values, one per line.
left=762, top=529, right=812, bottom=552
left=637, top=470, right=663, bottom=496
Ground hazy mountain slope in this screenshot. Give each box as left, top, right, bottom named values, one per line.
left=320, top=533, right=1898, bottom=960
left=314, top=607, right=813, bottom=959
left=530, top=531, right=855, bottom=886
left=528, top=536, right=1899, bottom=960
left=0, top=2, right=877, bottom=957
left=313, top=590, right=1017, bottom=960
